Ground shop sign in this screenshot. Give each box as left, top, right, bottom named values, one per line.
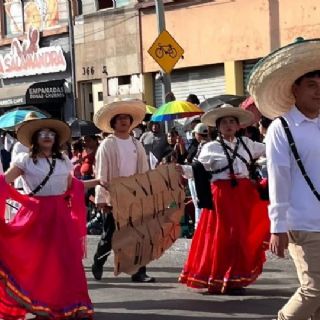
left=0, top=96, right=25, bottom=107
left=0, top=27, right=67, bottom=79
left=27, top=80, right=66, bottom=104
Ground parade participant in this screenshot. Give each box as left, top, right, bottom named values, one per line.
left=248, top=38, right=320, bottom=320
left=0, top=118, right=96, bottom=319
left=178, top=104, right=269, bottom=294
left=92, top=99, right=155, bottom=283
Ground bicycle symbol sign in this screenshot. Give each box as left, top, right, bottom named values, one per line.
left=155, top=44, right=177, bottom=59
left=148, top=30, right=184, bottom=74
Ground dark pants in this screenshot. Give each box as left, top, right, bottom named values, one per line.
left=93, top=212, right=147, bottom=276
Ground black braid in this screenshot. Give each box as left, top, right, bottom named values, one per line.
left=218, top=132, right=238, bottom=187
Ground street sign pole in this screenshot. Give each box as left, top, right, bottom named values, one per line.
left=155, top=0, right=172, bottom=132
left=155, top=0, right=172, bottom=101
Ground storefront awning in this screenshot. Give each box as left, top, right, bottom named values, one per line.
left=0, top=83, right=30, bottom=108
left=0, top=80, right=66, bottom=108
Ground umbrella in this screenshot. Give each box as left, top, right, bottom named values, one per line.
left=146, top=105, right=156, bottom=114
left=0, top=109, right=47, bottom=130
left=240, top=96, right=261, bottom=124
left=151, top=101, right=204, bottom=122
left=174, top=115, right=201, bottom=131
left=199, top=94, right=246, bottom=112
left=69, top=119, right=100, bottom=138
left=144, top=105, right=157, bottom=121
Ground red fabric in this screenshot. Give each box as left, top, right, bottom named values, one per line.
left=179, top=179, right=270, bottom=293
left=80, top=151, right=95, bottom=177
left=240, top=96, right=261, bottom=125
left=0, top=175, right=93, bottom=319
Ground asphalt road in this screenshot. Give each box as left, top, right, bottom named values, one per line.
left=84, top=236, right=297, bottom=320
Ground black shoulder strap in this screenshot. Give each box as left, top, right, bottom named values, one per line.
left=210, top=139, right=240, bottom=175
left=29, top=157, right=56, bottom=196
left=279, top=117, right=320, bottom=201
left=238, top=136, right=254, bottom=163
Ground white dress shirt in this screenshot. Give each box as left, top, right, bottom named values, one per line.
left=266, top=106, right=320, bottom=233
left=183, top=136, right=265, bottom=181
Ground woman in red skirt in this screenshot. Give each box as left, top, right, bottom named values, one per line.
left=179, top=104, right=270, bottom=294
left=0, top=118, right=98, bottom=319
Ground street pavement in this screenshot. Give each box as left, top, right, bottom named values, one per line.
left=84, top=236, right=298, bottom=320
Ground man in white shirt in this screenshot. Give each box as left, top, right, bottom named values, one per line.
left=92, top=100, right=155, bottom=283
left=248, top=38, right=320, bottom=320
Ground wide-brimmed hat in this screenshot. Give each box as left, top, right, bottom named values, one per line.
left=201, top=104, right=254, bottom=127
left=93, top=99, right=146, bottom=133
left=247, top=37, right=320, bottom=119
left=17, top=118, right=71, bottom=147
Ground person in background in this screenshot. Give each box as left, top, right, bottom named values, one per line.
left=81, top=135, right=99, bottom=180
left=243, top=125, right=261, bottom=142
left=132, top=123, right=146, bottom=140
left=140, top=121, right=169, bottom=166
left=0, top=131, right=10, bottom=172
left=187, top=123, right=209, bottom=229
left=259, top=116, right=272, bottom=142
left=71, top=139, right=83, bottom=179
left=162, top=129, right=187, bottom=164
left=186, top=94, right=200, bottom=106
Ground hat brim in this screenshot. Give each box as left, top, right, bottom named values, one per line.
left=17, top=119, right=71, bottom=147
left=248, top=39, right=320, bottom=119
left=93, top=100, right=146, bottom=133
left=201, top=107, right=254, bottom=127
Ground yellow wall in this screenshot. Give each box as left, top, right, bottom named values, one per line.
left=224, top=61, right=244, bottom=95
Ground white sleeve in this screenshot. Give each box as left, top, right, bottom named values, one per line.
left=197, top=142, right=215, bottom=171
left=94, top=141, right=109, bottom=204
left=63, top=154, right=74, bottom=173
left=266, top=119, right=291, bottom=233
left=11, top=153, right=28, bottom=171
left=0, top=159, right=3, bottom=173
left=248, top=138, right=266, bottom=159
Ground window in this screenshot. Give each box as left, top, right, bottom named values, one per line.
left=118, top=75, right=131, bottom=85
left=98, top=91, right=103, bottom=101
left=97, top=0, right=114, bottom=10
left=3, top=0, right=23, bottom=36
left=2, top=0, right=61, bottom=36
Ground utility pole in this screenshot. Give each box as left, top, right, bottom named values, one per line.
left=155, top=0, right=172, bottom=102
left=67, top=0, right=77, bottom=119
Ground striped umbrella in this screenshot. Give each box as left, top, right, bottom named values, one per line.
left=151, top=101, right=204, bottom=122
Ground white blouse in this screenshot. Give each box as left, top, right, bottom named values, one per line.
left=13, top=153, right=73, bottom=196
left=183, top=136, right=265, bottom=182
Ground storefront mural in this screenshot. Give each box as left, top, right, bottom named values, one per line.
left=4, top=0, right=60, bottom=36
left=0, top=27, right=67, bottom=78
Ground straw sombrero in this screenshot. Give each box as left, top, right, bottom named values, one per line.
left=93, top=99, right=146, bottom=133
left=17, top=118, right=71, bottom=147
left=201, top=104, right=254, bottom=127
left=248, top=37, right=320, bottom=119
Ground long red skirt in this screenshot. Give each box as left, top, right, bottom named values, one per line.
left=179, top=179, right=270, bottom=293
left=0, top=176, right=93, bottom=319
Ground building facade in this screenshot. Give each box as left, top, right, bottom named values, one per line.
left=139, top=0, right=320, bottom=106
left=0, top=0, right=75, bottom=120
left=74, top=0, right=150, bottom=120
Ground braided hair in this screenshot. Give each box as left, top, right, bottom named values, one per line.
left=217, top=131, right=238, bottom=187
